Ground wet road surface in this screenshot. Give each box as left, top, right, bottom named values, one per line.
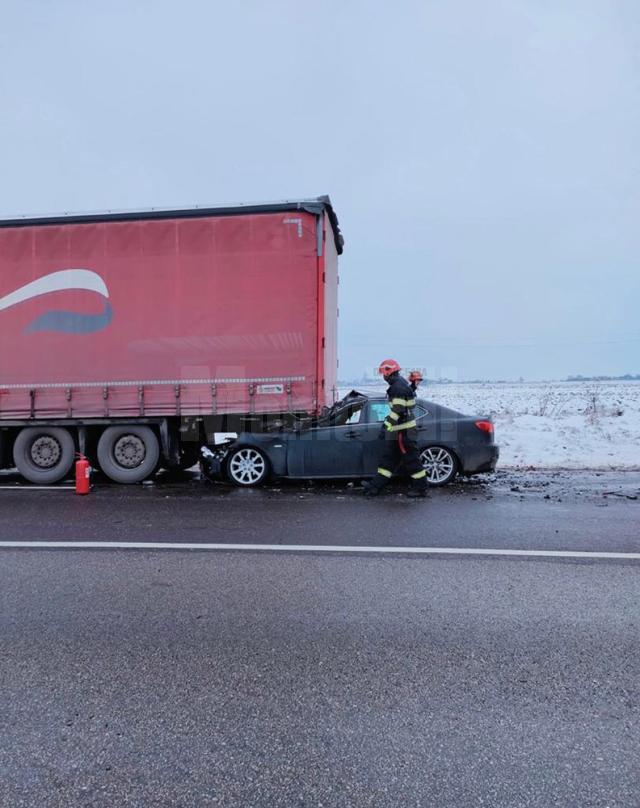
left=0, top=469, right=638, bottom=553
left=1, top=470, right=639, bottom=806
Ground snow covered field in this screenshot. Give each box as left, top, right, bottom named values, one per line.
left=340, top=381, right=640, bottom=470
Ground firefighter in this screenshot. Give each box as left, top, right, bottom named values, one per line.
left=408, top=370, right=424, bottom=393
left=363, top=359, right=428, bottom=498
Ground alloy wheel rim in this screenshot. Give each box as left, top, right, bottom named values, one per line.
left=420, top=447, right=454, bottom=483
left=229, top=449, right=265, bottom=484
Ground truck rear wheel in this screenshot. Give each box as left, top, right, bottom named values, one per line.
left=97, top=426, right=160, bottom=484
left=13, top=426, right=76, bottom=484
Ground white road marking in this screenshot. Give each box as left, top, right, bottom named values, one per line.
left=0, top=541, right=638, bottom=560
left=0, top=486, right=75, bottom=491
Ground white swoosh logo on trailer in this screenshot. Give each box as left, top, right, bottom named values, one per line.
left=0, top=269, right=109, bottom=312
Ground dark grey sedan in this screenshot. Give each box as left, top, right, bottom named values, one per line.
left=203, top=391, right=499, bottom=488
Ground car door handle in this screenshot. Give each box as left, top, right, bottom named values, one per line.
left=344, top=431, right=359, bottom=439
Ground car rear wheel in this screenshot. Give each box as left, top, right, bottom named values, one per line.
left=420, top=446, right=458, bottom=486
left=226, top=446, right=269, bottom=487
left=13, top=426, right=76, bottom=484
left=97, top=426, right=160, bottom=484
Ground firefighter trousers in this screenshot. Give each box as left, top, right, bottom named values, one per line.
left=370, top=429, right=427, bottom=491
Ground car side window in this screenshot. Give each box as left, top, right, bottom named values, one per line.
left=368, top=402, right=390, bottom=422
left=345, top=408, right=362, bottom=425
left=368, top=402, right=430, bottom=422
left=331, top=403, right=364, bottom=426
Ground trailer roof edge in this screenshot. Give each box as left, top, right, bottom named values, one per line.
left=0, top=196, right=344, bottom=254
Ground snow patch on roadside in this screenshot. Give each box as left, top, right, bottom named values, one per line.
left=339, top=381, right=640, bottom=471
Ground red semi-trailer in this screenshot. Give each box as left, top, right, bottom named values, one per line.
left=0, top=196, right=343, bottom=484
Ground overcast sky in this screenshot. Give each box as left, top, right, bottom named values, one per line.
left=1, top=0, right=638, bottom=381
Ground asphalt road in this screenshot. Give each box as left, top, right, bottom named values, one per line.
left=0, top=469, right=639, bottom=552
left=1, top=471, right=639, bottom=806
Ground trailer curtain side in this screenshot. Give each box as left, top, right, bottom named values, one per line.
left=0, top=209, right=332, bottom=419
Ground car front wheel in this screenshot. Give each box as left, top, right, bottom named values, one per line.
left=226, top=447, right=269, bottom=487
left=420, top=446, right=458, bottom=486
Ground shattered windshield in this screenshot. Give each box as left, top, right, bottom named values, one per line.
left=315, top=391, right=368, bottom=427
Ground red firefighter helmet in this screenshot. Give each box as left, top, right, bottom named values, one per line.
left=408, top=370, right=424, bottom=383
left=378, top=359, right=401, bottom=377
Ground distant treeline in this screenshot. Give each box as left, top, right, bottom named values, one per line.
left=340, top=378, right=516, bottom=385
left=566, top=374, right=640, bottom=381
left=339, top=374, right=640, bottom=386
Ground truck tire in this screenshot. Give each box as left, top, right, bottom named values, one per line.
left=13, top=426, right=76, bottom=485
left=97, top=426, right=160, bottom=484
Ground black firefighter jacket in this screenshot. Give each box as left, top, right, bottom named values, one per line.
left=382, top=373, right=417, bottom=435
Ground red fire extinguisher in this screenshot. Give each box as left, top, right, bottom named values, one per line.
left=75, top=454, right=91, bottom=495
